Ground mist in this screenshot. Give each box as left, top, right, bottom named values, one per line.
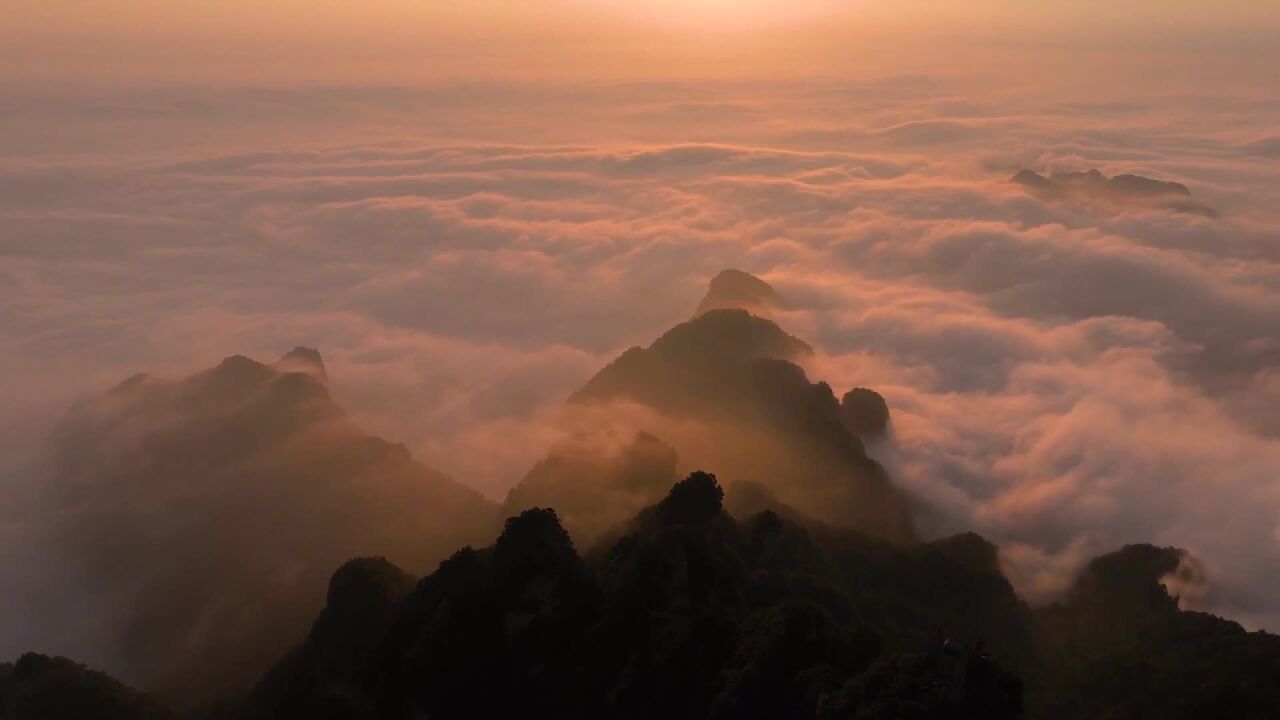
left=2, top=2, right=1279, bottom=711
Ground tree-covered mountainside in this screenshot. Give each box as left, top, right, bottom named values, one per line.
left=238, top=472, right=1025, bottom=720
left=1032, top=545, right=1280, bottom=719
left=0, top=653, right=174, bottom=720
left=225, top=473, right=1279, bottom=720
left=10, top=471, right=1280, bottom=719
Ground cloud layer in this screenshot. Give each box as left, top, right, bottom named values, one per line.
left=2, top=77, right=1279, bottom=650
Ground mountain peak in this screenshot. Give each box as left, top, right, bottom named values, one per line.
left=571, top=308, right=814, bottom=413
left=276, top=346, right=327, bottom=383
left=324, top=556, right=415, bottom=615
left=569, top=308, right=911, bottom=542
left=657, top=471, right=725, bottom=525
left=1011, top=169, right=1053, bottom=191
left=1010, top=168, right=1212, bottom=216
left=841, top=388, right=890, bottom=437
left=694, top=269, right=783, bottom=318
left=1068, top=544, right=1188, bottom=614
left=215, top=353, right=270, bottom=375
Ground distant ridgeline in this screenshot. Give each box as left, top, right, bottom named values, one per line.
left=7, top=271, right=1278, bottom=719
left=1011, top=168, right=1218, bottom=217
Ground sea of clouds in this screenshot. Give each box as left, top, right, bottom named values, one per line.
left=2, top=76, right=1278, bottom=640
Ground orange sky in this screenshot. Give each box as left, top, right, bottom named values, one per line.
left=3, top=1, right=1277, bottom=85
left=4, top=0, right=1280, bottom=646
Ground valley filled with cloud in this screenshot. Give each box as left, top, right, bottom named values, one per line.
left=3, top=74, right=1278, bottom=663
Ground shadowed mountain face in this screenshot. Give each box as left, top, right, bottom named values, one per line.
left=231, top=477, right=1280, bottom=720
left=12, top=475, right=1280, bottom=720
left=43, top=349, right=496, bottom=705
left=239, top=475, right=1025, bottom=720
left=0, top=654, right=174, bottom=720
left=1032, top=545, right=1280, bottom=719
left=1011, top=169, right=1217, bottom=216
left=572, top=308, right=914, bottom=543
left=242, top=557, right=416, bottom=720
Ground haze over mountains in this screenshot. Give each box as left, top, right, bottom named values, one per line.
left=8, top=455, right=1280, bottom=717
left=4, top=271, right=1280, bottom=719
left=13, top=273, right=923, bottom=703
left=5, top=72, right=1279, bottom=649
left=230, top=487, right=1280, bottom=720
left=37, top=347, right=495, bottom=702
left=3, top=2, right=1278, bottom=716
left=571, top=306, right=912, bottom=542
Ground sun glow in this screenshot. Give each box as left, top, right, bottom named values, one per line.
left=577, top=0, right=853, bottom=31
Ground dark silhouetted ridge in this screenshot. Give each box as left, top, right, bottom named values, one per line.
left=1011, top=168, right=1215, bottom=216
left=21, top=475, right=1280, bottom=720
left=225, top=473, right=1036, bottom=720
left=655, top=470, right=725, bottom=525
left=0, top=654, right=175, bottom=720
left=1034, top=543, right=1280, bottom=718
left=1108, top=173, right=1191, bottom=198
left=243, top=557, right=414, bottom=720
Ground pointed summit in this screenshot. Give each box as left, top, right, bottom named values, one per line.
left=694, top=269, right=783, bottom=318
left=570, top=308, right=912, bottom=543
left=277, top=346, right=327, bottom=383
left=657, top=471, right=725, bottom=526
left=1011, top=169, right=1053, bottom=192
left=572, top=308, right=812, bottom=409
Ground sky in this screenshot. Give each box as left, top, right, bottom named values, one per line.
left=3, top=1, right=1279, bottom=85
left=2, top=0, right=1279, bottom=647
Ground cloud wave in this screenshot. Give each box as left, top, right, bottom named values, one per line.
left=2, top=80, right=1279, bottom=647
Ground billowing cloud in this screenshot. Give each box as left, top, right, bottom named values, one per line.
left=2, top=76, right=1279, bottom=682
